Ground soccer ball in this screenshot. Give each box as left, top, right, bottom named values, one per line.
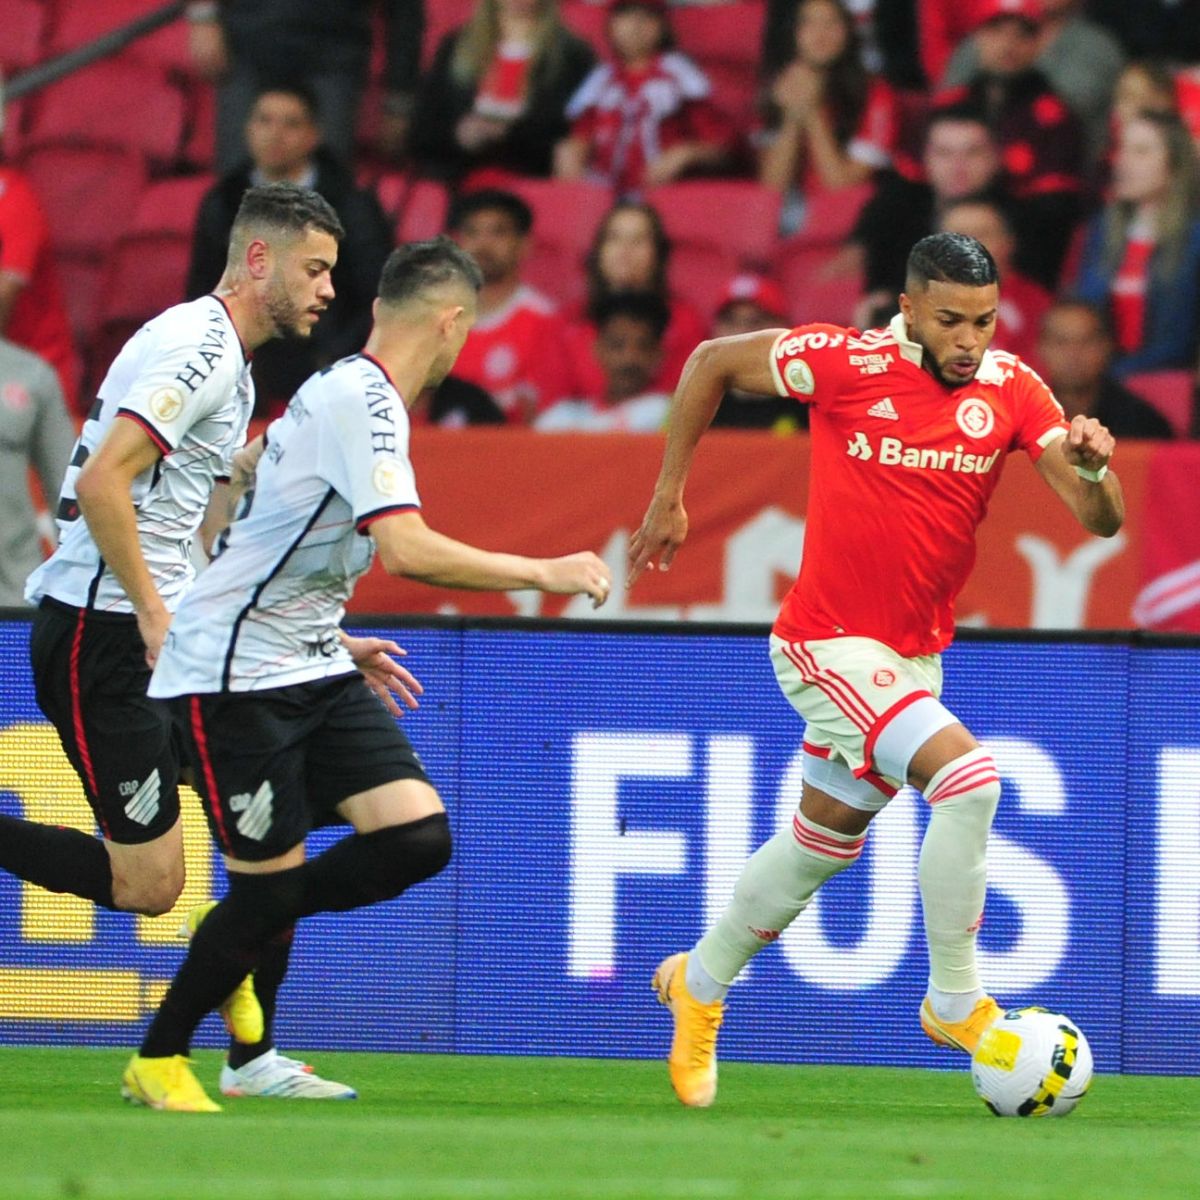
left=970, top=1007, right=1093, bottom=1117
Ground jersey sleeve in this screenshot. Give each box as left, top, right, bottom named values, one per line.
left=768, top=324, right=854, bottom=408
left=318, top=379, right=422, bottom=534
left=1011, top=359, right=1069, bottom=460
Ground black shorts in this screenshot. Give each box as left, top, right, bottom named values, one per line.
left=169, top=672, right=430, bottom=862
left=30, top=599, right=182, bottom=845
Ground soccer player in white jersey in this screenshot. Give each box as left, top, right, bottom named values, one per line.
left=626, top=232, right=1125, bottom=1108
left=6, top=183, right=394, bottom=1098
left=120, top=236, right=612, bottom=1112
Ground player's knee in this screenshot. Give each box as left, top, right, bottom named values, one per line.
left=925, top=749, right=1002, bottom=817
left=361, top=811, right=453, bottom=903
left=111, top=864, right=185, bottom=916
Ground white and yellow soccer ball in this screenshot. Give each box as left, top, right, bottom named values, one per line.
left=970, top=1007, right=1094, bottom=1117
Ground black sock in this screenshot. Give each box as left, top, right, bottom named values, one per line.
left=140, top=814, right=452, bottom=1057
left=0, top=815, right=116, bottom=909
left=226, top=925, right=294, bottom=1070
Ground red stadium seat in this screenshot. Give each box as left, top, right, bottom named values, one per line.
left=0, top=0, right=47, bottom=75
left=646, top=180, right=782, bottom=266
left=26, top=60, right=186, bottom=168
left=55, top=254, right=106, bottom=348
left=782, top=181, right=874, bottom=250
left=775, top=243, right=863, bottom=327
left=423, top=0, right=475, bottom=67
left=702, top=60, right=760, bottom=132
left=48, top=0, right=193, bottom=75
left=522, top=241, right=588, bottom=311
left=673, top=2, right=766, bottom=70
left=507, top=175, right=613, bottom=265
left=98, top=233, right=191, bottom=330
left=180, top=79, right=216, bottom=171
left=560, top=1, right=608, bottom=57
left=1123, top=370, right=1195, bottom=438
left=19, top=142, right=147, bottom=258
left=668, top=242, right=741, bottom=322
left=2, top=97, right=28, bottom=161
left=396, top=178, right=450, bottom=243
left=130, top=174, right=215, bottom=237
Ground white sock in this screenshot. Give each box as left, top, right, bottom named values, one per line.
left=927, top=984, right=987, bottom=1022
left=693, top=811, right=866, bottom=995
left=919, top=748, right=1001, bottom=997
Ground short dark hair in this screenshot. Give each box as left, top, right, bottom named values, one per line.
left=445, top=188, right=533, bottom=236
left=1041, top=297, right=1115, bottom=341
left=230, top=182, right=344, bottom=247
left=250, top=80, right=321, bottom=124
left=593, top=290, right=670, bottom=341
left=924, top=100, right=994, bottom=144
left=378, top=235, right=484, bottom=306
left=906, top=232, right=998, bottom=290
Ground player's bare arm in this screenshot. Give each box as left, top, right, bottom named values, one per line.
left=371, top=509, right=611, bottom=607
left=199, top=434, right=266, bottom=557
left=74, top=416, right=170, bottom=664
left=1035, top=415, right=1124, bottom=538
left=627, top=329, right=786, bottom=587
left=339, top=632, right=424, bottom=718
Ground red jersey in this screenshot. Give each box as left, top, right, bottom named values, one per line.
left=0, top=168, right=79, bottom=412
left=769, top=314, right=1067, bottom=657
left=450, top=284, right=575, bottom=424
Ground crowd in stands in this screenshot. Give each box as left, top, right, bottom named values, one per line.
left=2, top=0, right=1200, bottom=442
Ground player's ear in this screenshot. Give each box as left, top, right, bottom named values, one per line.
left=245, top=238, right=271, bottom=281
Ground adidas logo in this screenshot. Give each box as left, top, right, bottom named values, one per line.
left=867, top=396, right=900, bottom=420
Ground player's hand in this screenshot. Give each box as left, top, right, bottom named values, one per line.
left=626, top=495, right=687, bottom=589
left=538, top=552, right=612, bottom=608
left=1062, top=414, right=1115, bottom=476
left=137, top=606, right=172, bottom=669
left=343, top=635, right=423, bottom=718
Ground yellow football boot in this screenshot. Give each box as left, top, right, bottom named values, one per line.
left=121, top=1054, right=221, bottom=1113
left=920, top=995, right=1002, bottom=1053
left=651, top=952, right=724, bottom=1108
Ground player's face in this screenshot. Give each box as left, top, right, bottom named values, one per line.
left=900, top=280, right=999, bottom=388
left=451, top=210, right=524, bottom=285
left=1113, top=118, right=1171, bottom=205
left=598, top=210, right=657, bottom=290
left=924, top=122, right=1000, bottom=201
left=264, top=228, right=338, bottom=339
left=795, top=0, right=848, bottom=67
left=1037, top=307, right=1110, bottom=394
left=596, top=314, right=661, bottom=402
left=245, top=93, right=320, bottom=177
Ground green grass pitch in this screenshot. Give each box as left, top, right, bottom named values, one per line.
left=0, top=1047, right=1196, bottom=1199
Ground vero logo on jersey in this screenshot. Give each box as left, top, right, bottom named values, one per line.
left=846, top=433, right=1000, bottom=474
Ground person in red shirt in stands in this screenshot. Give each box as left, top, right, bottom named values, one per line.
left=628, top=231, right=1123, bottom=1109
left=554, top=0, right=731, bottom=196
left=445, top=188, right=575, bottom=423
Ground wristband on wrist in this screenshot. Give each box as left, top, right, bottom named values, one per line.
left=1073, top=463, right=1108, bottom=483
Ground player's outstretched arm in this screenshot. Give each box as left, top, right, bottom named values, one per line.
left=1035, top=415, right=1124, bottom=538
left=627, top=329, right=785, bottom=588
left=74, top=417, right=171, bottom=663
left=370, top=510, right=612, bottom=607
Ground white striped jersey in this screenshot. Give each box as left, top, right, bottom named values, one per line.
left=25, top=296, right=253, bottom=613
left=149, top=354, right=420, bottom=697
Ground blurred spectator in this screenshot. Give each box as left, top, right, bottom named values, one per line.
left=1037, top=299, right=1174, bottom=438
left=410, top=376, right=506, bottom=427
left=566, top=200, right=707, bottom=399
left=708, top=272, right=807, bottom=432
left=1110, top=60, right=1179, bottom=133
left=759, top=0, right=899, bottom=233
left=536, top=291, right=671, bottom=431
left=0, top=337, right=74, bottom=606
left=1073, top=111, right=1200, bottom=376
left=186, top=83, right=393, bottom=416
left=0, top=156, right=80, bottom=417
left=446, top=188, right=575, bottom=423
left=915, top=0, right=983, bottom=88
left=410, top=0, right=595, bottom=184
left=555, top=0, right=731, bottom=195
left=942, top=0, right=1125, bottom=169
left=1085, top=0, right=1200, bottom=62
left=938, top=197, right=1051, bottom=364
left=185, top=0, right=424, bottom=170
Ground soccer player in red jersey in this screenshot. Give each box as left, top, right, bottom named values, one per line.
left=626, top=232, right=1124, bottom=1108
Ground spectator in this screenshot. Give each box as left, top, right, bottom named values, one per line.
left=0, top=156, right=80, bottom=416
left=410, top=377, right=506, bottom=427
left=410, top=0, right=595, bottom=184
left=536, top=291, right=671, bottom=431
left=186, top=83, right=393, bottom=416
left=1037, top=299, right=1174, bottom=438
left=446, top=188, right=576, bottom=423
left=938, top=197, right=1051, bottom=364
left=0, top=337, right=75, bottom=606
left=554, top=0, right=731, bottom=196
left=759, top=0, right=899, bottom=234
left=567, top=200, right=707, bottom=400
left=942, top=0, right=1125, bottom=169
left=708, top=272, right=808, bottom=432
left=185, top=0, right=425, bottom=170
left=1073, top=111, right=1200, bottom=376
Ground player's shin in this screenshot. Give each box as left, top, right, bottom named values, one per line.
left=0, top=815, right=117, bottom=908
left=690, top=812, right=866, bottom=1001
left=918, top=749, right=1001, bottom=1012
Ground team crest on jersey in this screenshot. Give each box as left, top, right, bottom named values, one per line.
left=150, top=387, right=185, bottom=423
left=784, top=358, right=815, bottom=395
left=872, top=669, right=896, bottom=687
left=955, top=397, right=994, bottom=439
left=372, top=458, right=401, bottom=496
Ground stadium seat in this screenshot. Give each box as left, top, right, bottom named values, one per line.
left=1123, top=370, right=1195, bottom=439
left=130, top=174, right=215, bottom=237
left=179, top=79, right=216, bottom=171
left=423, top=0, right=475, bottom=67
left=506, top=177, right=614, bottom=285
left=396, top=178, right=450, bottom=243
left=560, top=1, right=608, bottom=57
left=775, top=243, right=864, bottom=327
left=667, top=242, right=741, bottom=323
left=98, top=233, right=191, bottom=332
left=19, top=142, right=147, bottom=258
left=48, top=0, right=194, bottom=75
left=702, top=60, right=760, bottom=133
left=646, top=180, right=782, bottom=267
left=56, top=254, right=106, bottom=349
left=0, top=0, right=47, bottom=76
left=25, top=60, right=186, bottom=169
left=673, top=2, right=766, bottom=70
left=780, top=181, right=874, bottom=250
left=2, top=97, right=28, bottom=161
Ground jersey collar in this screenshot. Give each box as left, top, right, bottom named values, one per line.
left=887, top=312, right=1008, bottom=385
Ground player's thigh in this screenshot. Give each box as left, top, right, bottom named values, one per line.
left=303, top=674, right=441, bottom=831
left=770, top=633, right=952, bottom=789
left=30, top=602, right=182, bottom=846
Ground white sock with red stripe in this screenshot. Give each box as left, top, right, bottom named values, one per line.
left=919, top=748, right=1002, bottom=1017
left=688, top=812, right=867, bottom=1003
